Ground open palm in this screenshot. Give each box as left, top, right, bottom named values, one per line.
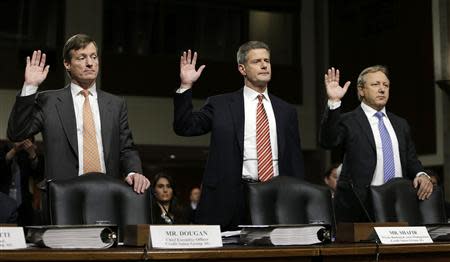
left=25, top=50, right=50, bottom=86
left=179, top=50, right=205, bottom=88
left=324, top=67, right=350, bottom=101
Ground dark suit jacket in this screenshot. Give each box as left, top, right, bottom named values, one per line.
left=7, top=86, right=142, bottom=181
left=319, top=105, right=424, bottom=222
left=174, top=88, right=304, bottom=229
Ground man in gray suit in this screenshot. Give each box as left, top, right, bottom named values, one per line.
left=8, top=34, right=149, bottom=193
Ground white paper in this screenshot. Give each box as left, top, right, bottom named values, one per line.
left=150, top=225, right=222, bottom=249
left=374, top=226, right=433, bottom=244
left=0, top=227, right=27, bottom=250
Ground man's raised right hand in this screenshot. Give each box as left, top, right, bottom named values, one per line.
left=324, top=67, right=350, bottom=102
left=24, top=50, right=50, bottom=87
left=179, top=49, right=205, bottom=89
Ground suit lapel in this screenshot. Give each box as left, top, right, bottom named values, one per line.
left=269, top=94, right=285, bottom=160
left=97, top=89, right=113, bottom=164
left=229, top=89, right=245, bottom=155
left=55, top=86, right=78, bottom=157
left=354, top=106, right=376, bottom=152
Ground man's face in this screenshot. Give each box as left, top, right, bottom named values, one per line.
left=238, top=48, right=271, bottom=90
left=190, top=188, right=201, bottom=203
left=358, top=71, right=390, bottom=111
left=64, top=42, right=99, bottom=88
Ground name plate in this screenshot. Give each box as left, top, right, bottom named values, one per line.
left=374, top=226, right=433, bottom=244
left=0, top=227, right=27, bottom=249
left=149, top=225, right=222, bottom=249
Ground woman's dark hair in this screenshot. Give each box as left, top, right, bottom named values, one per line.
left=152, top=172, right=177, bottom=198
left=151, top=172, right=188, bottom=224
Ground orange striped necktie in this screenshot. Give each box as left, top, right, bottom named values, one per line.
left=81, top=89, right=102, bottom=174
left=256, top=94, right=274, bottom=182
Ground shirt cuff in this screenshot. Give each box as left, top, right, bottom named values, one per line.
left=21, top=84, right=38, bottom=96
left=176, top=87, right=191, bottom=94
left=327, top=99, right=341, bottom=110
left=127, top=172, right=136, bottom=177
left=416, top=172, right=431, bottom=181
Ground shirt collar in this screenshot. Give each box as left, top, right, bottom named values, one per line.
left=243, top=85, right=270, bottom=102
left=70, top=82, right=97, bottom=98
left=360, top=101, right=386, bottom=118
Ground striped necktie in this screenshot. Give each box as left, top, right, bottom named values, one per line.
left=256, top=94, right=274, bottom=182
left=375, top=111, right=395, bottom=183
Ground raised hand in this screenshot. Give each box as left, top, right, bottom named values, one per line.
left=324, top=67, right=350, bottom=102
left=24, top=50, right=50, bottom=86
left=179, top=50, right=205, bottom=89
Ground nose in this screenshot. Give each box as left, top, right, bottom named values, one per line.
left=86, top=57, right=94, bottom=67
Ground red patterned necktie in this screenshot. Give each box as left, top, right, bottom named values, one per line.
left=256, top=94, right=274, bottom=182
left=82, top=90, right=102, bottom=173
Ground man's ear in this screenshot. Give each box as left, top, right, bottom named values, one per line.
left=238, top=64, right=246, bottom=77
left=63, top=60, right=71, bottom=71
left=357, top=86, right=364, bottom=98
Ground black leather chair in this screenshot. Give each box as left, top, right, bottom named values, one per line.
left=47, top=173, right=152, bottom=239
left=370, top=178, right=446, bottom=225
left=246, top=176, right=334, bottom=225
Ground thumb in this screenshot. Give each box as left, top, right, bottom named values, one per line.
left=413, top=178, right=419, bottom=188
left=125, top=175, right=133, bottom=185
left=197, top=65, right=206, bottom=76
left=342, top=81, right=351, bottom=93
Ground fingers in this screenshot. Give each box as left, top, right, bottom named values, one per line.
left=415, top=177, right=433, bottom=200
left=180, top=49, right=200, bottom=66
left=325, top=67, right=337, bottom=83
left=129, top=174, right=150, bottom=194
left=39, top=53, right=47, bottom=68
left=192, top=51, right=198, bottom=66
left=31, top=50, right=38, bottom=66
left=186, top=49, right=192, bottom=65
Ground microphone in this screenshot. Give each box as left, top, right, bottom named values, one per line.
left=349, top=180, right=373, bottom=223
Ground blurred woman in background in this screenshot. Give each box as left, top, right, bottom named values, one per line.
left=151, top=172, right=188, bottom=224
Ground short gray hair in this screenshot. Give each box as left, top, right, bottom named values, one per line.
left=236, top=41, right=270, bottom=64
left=356, top=65, right=389, bottom=101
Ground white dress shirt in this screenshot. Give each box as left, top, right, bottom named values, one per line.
left=21, top=83, right=106, bottom=175
left=242, top=86, right=279, bottom=181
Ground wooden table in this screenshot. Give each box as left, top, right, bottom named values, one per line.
left=3, top=242, right=450, bottom=261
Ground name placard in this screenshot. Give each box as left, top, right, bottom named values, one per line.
left=0, top=227, right=27, bottom=250
left=374, top=226, right=433, bottom=244
left=149, top=225, right=222, bottom=249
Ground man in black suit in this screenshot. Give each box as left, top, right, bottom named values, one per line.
left=8, top=34, right=149, bottom=193
left=319, top=66, right=433, bottom=222
left=174, top=41, right=305, bottom=230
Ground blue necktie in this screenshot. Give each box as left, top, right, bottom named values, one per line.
left=375, top=112, right=395, bottom=183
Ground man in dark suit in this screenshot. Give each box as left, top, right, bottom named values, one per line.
left=8, top=34, right=149, bottom=193
left=319, top=66, right=433, bottom=222
left=173, top=41, right=305, bottom=230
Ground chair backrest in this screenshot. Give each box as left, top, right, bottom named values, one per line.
left=48, top=173, right=152, bottom=239
left=246, top=176, right=333, bottom=225
left=370, top=178, right=446, bottom=225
